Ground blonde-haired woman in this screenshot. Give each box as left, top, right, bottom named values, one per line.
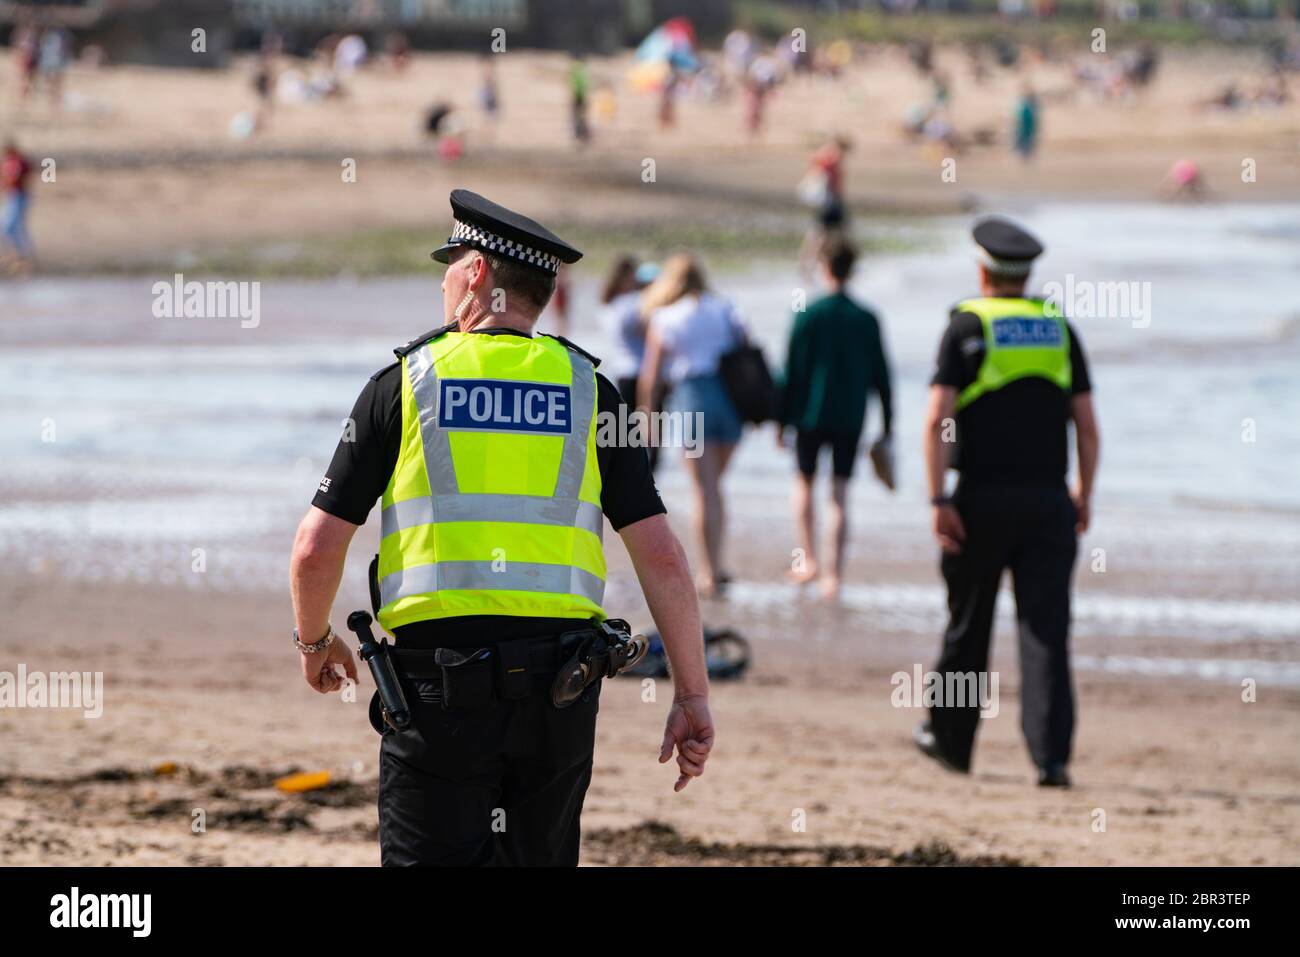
left=637, top=254, right=744, bottom=597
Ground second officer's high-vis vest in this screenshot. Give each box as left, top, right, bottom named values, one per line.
left=376, top=331, right=606, bottom=631
left=953, top=297, right=1071, bottom=412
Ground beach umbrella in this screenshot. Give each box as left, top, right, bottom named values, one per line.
left=629, top=16, right=700, bottom=90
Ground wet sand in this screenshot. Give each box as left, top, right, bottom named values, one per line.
left=2, top=556, right=1297, bottom=867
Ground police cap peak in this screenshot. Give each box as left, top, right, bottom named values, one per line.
left=431, top=189, right=582, bottom=276
left=972, top=216, right=1043, bottom=277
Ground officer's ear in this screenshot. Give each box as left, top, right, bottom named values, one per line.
left=469, top=252, right=490, bottom=292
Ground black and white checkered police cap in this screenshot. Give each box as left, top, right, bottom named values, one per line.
left=431, top=189, right=583, bottom=276
left=972, top=215, right=1044, bottom=278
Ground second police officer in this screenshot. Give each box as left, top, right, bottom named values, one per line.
left=916, top=216, right=1101, bottom=788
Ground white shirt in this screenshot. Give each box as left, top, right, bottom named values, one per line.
left=598, top=291, right=646, bottom=381
left=650, top=292, right=743, bottom=384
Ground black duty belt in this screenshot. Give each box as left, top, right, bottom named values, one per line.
left=348, top=612, right=647, bottom=726
left=389, top=630, right=592, bottom=680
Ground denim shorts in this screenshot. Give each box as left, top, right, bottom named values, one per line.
left=669, top=373, right=742, bottom=445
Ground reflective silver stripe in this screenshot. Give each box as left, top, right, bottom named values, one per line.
left=379, top=561, right=605, bottom=608
left=555, top=350, right=596, bottom=499
left=381, top=494, right=604, bottom=539
left=406, top=344, right=458, bottom=496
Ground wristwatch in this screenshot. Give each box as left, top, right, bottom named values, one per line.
left=929, top=495, right=953, bottom=507
left=293, top=623, right=336, bottom=654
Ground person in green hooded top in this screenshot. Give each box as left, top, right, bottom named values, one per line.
left=779, top=236, right=893, bottom=599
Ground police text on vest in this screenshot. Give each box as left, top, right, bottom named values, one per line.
left=991, top=317, right=1063, bottom=347
left=438, top=379, right=572, bottom=435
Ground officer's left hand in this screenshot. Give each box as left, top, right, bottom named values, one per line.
left=932, top=503, right=966, bottom=555
left=303, top=640, right=359, bottom=694
left=660, top=694, right=715, bottom=792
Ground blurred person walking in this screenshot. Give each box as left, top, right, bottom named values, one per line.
left=13, top=22, right=39, bottom=102
left=658, top=66, right=680, bottom=130
left=809, top=135, right=849, bottom=230
left=2, top=140, right=35, bottom=275
left=743, top=56, right=778, bottom=137
left=779, top=238, right=893, bottom=600
left=915, top=217, right=1099, bottom=788
left=570, top=56, right=591, bottom=145
left=798, top=135, right=851, bottom=278
left=638, top=255, right=744, bottom=598
left=1013, top=84, right=1040, bottom=161
left=252, top=50, right=276, bottom=128
left=478, top=55, right=500, bottom=136
left=37, top=25, right=72, bottom=108
left=599, top=256, right=663, bottom=469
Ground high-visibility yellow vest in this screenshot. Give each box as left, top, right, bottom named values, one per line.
left=953, top=297, right=1072, bottom=412
left=375, top=331, right=606, bottom=630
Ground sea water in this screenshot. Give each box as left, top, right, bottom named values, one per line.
left=1, top=202, right=1297, bottom=681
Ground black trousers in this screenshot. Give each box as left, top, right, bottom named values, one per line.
left=377, top=676, right=601, bottom=866
left=929, top=484, right=1078, bottom=770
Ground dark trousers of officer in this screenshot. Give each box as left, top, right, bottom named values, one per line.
left=929, top=484, right=1078, bottom=771
left=377, top=676, right=601, bottom=866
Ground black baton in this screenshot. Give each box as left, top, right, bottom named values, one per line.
left=347, top=610, right=411, bottom=731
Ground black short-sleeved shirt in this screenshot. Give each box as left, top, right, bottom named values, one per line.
left=312, top=326, right=666, bottom=646
left=931, top=304, right=1092, bottom=488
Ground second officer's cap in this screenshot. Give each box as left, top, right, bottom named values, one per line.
left=431, top=189, right=583, bottom=276
left=972, top=216, right=1044, bottom=278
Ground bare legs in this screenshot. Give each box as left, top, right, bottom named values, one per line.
left=790, top=472, right=850, bottom=600
left=790, top=474, right=818, bottom=583
left=682, top=441, right=736, bottom=597
left=823, top=476, right=850, bottom=599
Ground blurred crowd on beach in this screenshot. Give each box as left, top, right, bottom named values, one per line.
left=5, top=7, right=1297, bottom=275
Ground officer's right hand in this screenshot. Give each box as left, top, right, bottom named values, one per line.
left=932, top=503, right=966, bottom=555
left=660, top=694, right=714, bottom=792
left=1072, top=492, right=1091, bottom=534
left=302, top=640, right=359, bottom=694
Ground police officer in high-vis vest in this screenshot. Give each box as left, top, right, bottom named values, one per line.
left=915, top=217, right=1100, bottom=788
left=290, top=190, right=714, bottom=865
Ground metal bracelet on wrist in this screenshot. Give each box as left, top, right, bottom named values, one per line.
left=293, top=623, right=336, bottom=654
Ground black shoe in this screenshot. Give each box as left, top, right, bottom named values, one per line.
left=1037, top=763, right=1071, bottom=788
left=913, top=722, right=970, bottom=774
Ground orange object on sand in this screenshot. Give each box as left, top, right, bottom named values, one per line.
left=275, top=770, right=332, bottom=793
left=154, top=761, right=179, bottom=776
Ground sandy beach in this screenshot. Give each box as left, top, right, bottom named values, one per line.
left=1, top=36, right=1298, bottom=867
left=2, top=45, right=1298, bottom=273
left=2, top=551, right=1297, bottom=867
